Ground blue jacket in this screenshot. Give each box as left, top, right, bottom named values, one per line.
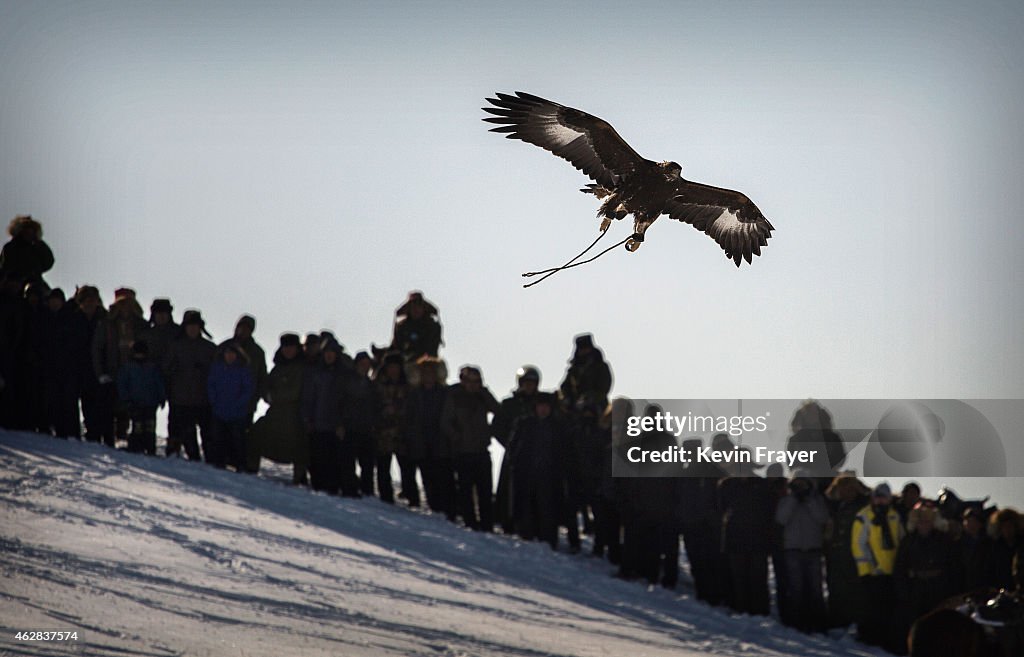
left=207, top=360, right=256, bottom=421
left=117, top=360, right=166, bottom=408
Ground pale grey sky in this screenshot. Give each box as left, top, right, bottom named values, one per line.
left=2, top=1, right=1021, bottom=503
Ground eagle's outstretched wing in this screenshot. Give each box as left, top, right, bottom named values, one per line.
left=482, top=91, right=650, bottom=189
left=663, top=182, right=775, bottom=266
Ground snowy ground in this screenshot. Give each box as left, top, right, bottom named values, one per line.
left=0, top=430, right=886, bottom=657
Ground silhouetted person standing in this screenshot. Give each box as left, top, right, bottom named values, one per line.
left=117, top=341, right=166, bottom=455
left=0, top=215, right=54, bottom=289
left=403, top=356, right=450, bottom=510
left=559, top=333, right=612, bottom=414
left=301, top=338, right=348, bottom=494
left=40, top=288, right=81, bottom=438
left=492, top=365, right=541, bottom=533
left=223, top=315, right=267, bottom=472
left=164, top=310, right=216, bottom=460
left=442, top=366, right=499, bottom=531
left=92, top=287, right=148, bottom=446
left=391, top=291, right=442, bottom=364
left=251, top=334, right=309, bottom=485
left=207, top=342, right=255, bottom=470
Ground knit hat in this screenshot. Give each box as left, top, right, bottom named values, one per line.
left=873, top=483, right=893, bottom=499
left=236, top=314, right=256, bottom=331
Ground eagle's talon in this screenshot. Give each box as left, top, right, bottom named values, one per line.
left=599, top=218, right=611, bottom=232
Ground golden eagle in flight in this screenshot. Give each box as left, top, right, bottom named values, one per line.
left=483, top=91, right=774, bottom=266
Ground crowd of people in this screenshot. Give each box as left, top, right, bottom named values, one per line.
left=2, top=214, right=1022, bottom=656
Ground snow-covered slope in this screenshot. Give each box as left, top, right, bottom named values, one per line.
left=0, top=431, right=885, bottom=657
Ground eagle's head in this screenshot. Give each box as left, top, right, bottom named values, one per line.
left=659, top=161, right=682, bottom=179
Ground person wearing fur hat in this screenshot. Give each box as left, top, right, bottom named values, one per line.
left=990, top=507, right=1023, bottom=591
left=391, top=291, right=443, bottom=364
left=718, top=468, right=775, bottom=615
left=221, top=315, right=267, bottom=470
left=824, top=473, right=872, bottom=629
left=91, top=287, right=148, bottom=446
left=373, top=351, right=409, bottom=504
left=956, top=507, right=997, bottom=592
left=116, top=341, right=166, bottom=455
left=893, top=502, right=959, bottom=649
left=851, top=482, right=905, bottom=651
left=249, top=333, right=309, bottom=485
left=0, top=215, right=54, bottom=289
left=164, top=310, right=216, bottom=460
left=206, top=342, right=255, bottom=470
left=491, top=366, right=541, bottom=534
left=441, top=365, right=500, bottom=531
left=70, top=286, right=107, bottom=442
left=507, top=391, right=573, bottom=550
left=403, top=356, right=451, bottom=513
left=39, top=288, right=82, bottom=438
left=786, top=400, right=847, bottom=489
left=344, top=350, right=379, bottom=496
left=300, top=337, right=349, bottom=494
left=142, top=299, right=178, bottom=373
left=775, top=468, right=829, bottom=632
left=558, top=333, right=613, bottom=415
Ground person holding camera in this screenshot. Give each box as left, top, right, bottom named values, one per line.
left=775, top=468, right=829, bottom=632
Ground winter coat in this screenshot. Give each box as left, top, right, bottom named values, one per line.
left=117, top=360, right=166, bottom=409
left=851, top=503, right=904, bottom=576
left=441, top=384, right=499, bottom=457
left=141, top=321, right=179, bottom=374
left=404, top=383, right=447, bottom=461
left=40, top=304, right=79, bottom=383
left=508, top=414, right=571, bottom=527
left=719, top=476, right=775, bottom=554
left=71, top=307, right=104, bottom=386
left=0, top=235, right=54, bottom=285
left=559, top=349, right=612, bottom=410
left=573, top=415, right=610, bottom=500
left=342, top=371, right=377, bottom=435
left=375, top=376, right=409, bottom=455
left=957, top=532, right=996, bottom=591
left=92, top=302, right=148, bottom=380
left=221, top=336, right=267, bottom=418
left=991, top=535, right=1023, bottom=591
left=207, top=360, right=255, bottom=422
left=491, top=391, right=536, bottom=447
left=250, top=355, right=307, bottom=466
left=825, top=493, right=871, bottom=626
left=509, top=414, right=570, bottom=492
left=894, top=531, right=959, bottom=618
left=392, top=315, right=442, bottom=361
left=300, top=361, right=347, bottom=434
left=775, top=490, right=829, bottom=550
left=164, top=335, right=217, bottom=407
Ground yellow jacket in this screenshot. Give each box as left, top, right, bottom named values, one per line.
left=851, top=503, right=903, bottom=576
